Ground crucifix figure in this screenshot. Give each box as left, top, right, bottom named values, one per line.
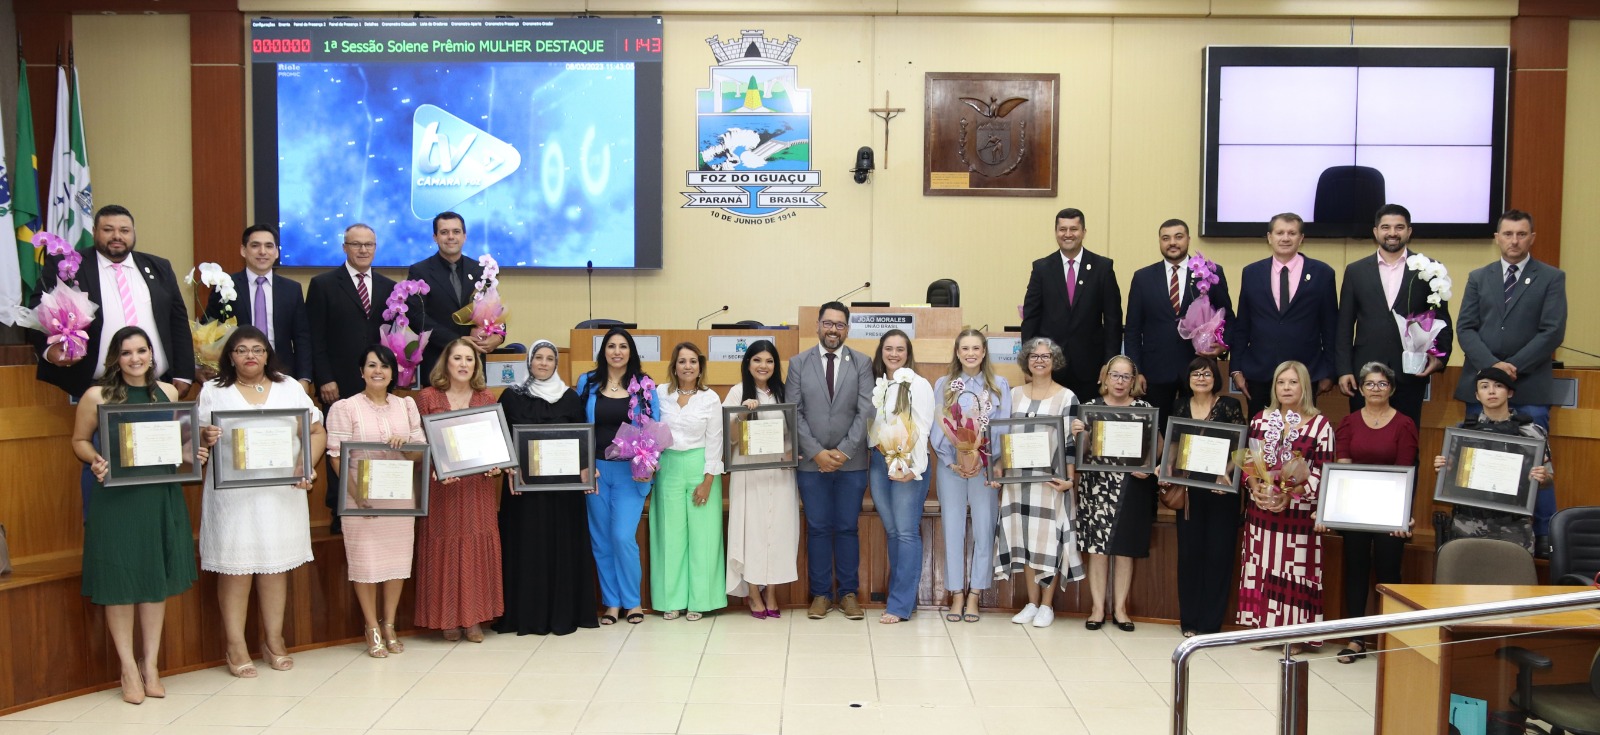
left=869, top=91, right=905, bottom=169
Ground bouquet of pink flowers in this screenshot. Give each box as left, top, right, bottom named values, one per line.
left=451, top=254, right=508, bottom=338
left=379, top=279, right=431, bottom=388
left=18, top=232, right=98, bottom=361
left=602, top=375, right=673, bottom=481
left=1176, top=252, right=1228, bottom=355
left=940, top=377, right=993, bottom=474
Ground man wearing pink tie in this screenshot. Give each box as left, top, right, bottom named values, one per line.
left=1022, top=207, right=1123, bottom=403
left=35, top=204, right=194, bottom=399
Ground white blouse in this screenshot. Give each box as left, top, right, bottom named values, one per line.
left=656, top=385, right=726, bottom=474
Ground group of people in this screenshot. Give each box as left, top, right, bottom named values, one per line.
left=37, top=200, right=1567, bottom=705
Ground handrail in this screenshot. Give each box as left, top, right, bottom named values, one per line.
left=1170, top=588, right=1600, bottom=734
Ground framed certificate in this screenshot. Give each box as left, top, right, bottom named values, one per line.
left=336, top=442, right=431, bottom=516
left=987, top=415, right=1068, bottom=485
left=211, top=408, right=314, bottom=490
left=421, top=404, right=518, bottom=480
left=1074, top=404, right=1159, bottom=474
left=1433, top=427, right=1544, bottom=516
left=1317, top=463, right=1415, bottom=533
left=721, top=403, right=799, bottom=471
left=97, top=401, right=203, bottom=487
left=1157, top=417, right=1247, bottom=493
left=512, top=423, right=595, bottom=492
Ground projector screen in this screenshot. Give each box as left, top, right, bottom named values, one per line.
left=249, top=17, right=663, bottom=268
left=1201, top=46, right=1508, bottom=239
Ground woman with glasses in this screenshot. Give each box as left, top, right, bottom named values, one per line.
left=1326, top=362, right=1416, bottom=663
left=1162, top=356, right=1246, bottom=637
left=931, top=328, right=1010, bottom=622
left=1070, top=355, right=1157, bottom=631
left=997, top=337, right=1082, bottom=628
left=197, top=326, right=326, bottom=676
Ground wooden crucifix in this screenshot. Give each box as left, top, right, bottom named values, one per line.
left=869, top=91, right=905, bottom=169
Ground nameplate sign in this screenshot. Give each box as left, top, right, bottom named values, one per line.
left=988, top=336, right=1022, bottom=365
left=591, top=334, right=662, bottom=362
left=708, top=335, right=758, bottom=362
left=849, top=313, right=915, bottom=339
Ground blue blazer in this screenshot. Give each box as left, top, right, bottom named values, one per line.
left=206, top=270, right=314, bottom=381
left=1230, top=255, right=1338, bottom=383
left=1123, top=260, right=1233, bottom=385
left=576, top=371, right=662, bottom=494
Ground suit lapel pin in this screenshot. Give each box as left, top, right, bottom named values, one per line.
left=1304, top=274, right=1310, bottom=282
left=1086, top=263, right=1092, bottom=271
left=1525, top=277, right=1531, bottom=285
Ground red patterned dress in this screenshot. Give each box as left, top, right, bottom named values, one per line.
left=1236, top=409, right=1335, bottom=629
left=413, top=387, right=505, bottom=630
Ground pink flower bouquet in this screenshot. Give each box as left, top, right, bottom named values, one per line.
left=19, top=232, right=98, bottom=361
left=605, top=418, right=674, bottom=482
left=452, top=254, right=508, bottom=338
left=1176, top=253, right=1228, bottom=354
left=381, top=280, right=431, bottom=388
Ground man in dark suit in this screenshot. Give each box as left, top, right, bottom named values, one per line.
left=1334, top=203, right=1453, bottom=426
left=204, top=224, right=313, bottom=386
left=1228, top=212, right=1338, bottom=417
left=406, top=211, right=503, bottom=379
left=1021, top=207, right=1123, bottom=402
left=35, top=204, right=195, bottom=399
left=306, top=223, right=398, bottom=405
left=1123, top=218, right=1232, bottom=428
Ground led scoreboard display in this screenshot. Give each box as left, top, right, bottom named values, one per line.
left=250, top=17, right=665, bottom=269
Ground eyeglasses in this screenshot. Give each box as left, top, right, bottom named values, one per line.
left=1190, top=369, right=1214, bottom=378
left=232, top=347, right=268, bottom=357
left=343, top=241, right=376, bottom=250
left=1027, top=354, right=1054, bottom=362
left=819, top=320, right=847, bottom=330
left=1107, top=372, right=1134, bottom=382
left=1362, top=381, right=1391, bottom=390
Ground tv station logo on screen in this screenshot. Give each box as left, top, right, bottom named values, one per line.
left=683, top=30, right=825, bottom=225
left=411, top=103, right=522, bottom=218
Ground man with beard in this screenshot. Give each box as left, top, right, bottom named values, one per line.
left=1123, top=218, right=1232, bottom=429
left=1334, top=204, right=1453, bottom=425
left=35, top=204, right=194, bottom=398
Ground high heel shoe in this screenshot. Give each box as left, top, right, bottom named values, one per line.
left=365, top=627, right=388, bottom=658
left=261, top=637, right=294, bottom=671
left=119, top=668, right=146, bottom=705
left=380, top=620, right=405, bottom=654
left=224, top=650, right=258, bottom=678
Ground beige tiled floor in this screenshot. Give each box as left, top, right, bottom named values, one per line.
left=1, top=612, right=1378, bottom=735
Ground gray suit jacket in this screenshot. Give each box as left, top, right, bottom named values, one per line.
left=1453, top=257, right=1567, bottom=404
left=787, top=345, right=875, bottom=472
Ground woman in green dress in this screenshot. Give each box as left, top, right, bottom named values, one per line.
left=71, top=326, right=212, bottom=704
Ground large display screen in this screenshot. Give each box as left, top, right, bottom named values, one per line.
left=250, top=17, right=663, bottom=268
left=1202, top=46, right=1508, bottom=238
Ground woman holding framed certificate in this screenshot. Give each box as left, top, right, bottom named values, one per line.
left=1432, top=366, right=1553, bottom=553
left=1164, top=356, right=1246, bottom=638
left=996, top=337, right=1082, bottom=629
left=413, top=338, right=505, bottom=642
left=1237, top=360, right=1335, bottom=648
left=495, top=340, right=599, bottom=636
left=932, top=328, right=1011, bottom=623
left=575, top=327, right=661, bottom=626
left=196, top=326, right=326, bottom=677
left=650, top=342, right=726, bottom=621
left=325, top=344, right=426, bottom=658
left=1070, top=355, right=1157, bottom=632
left=867, top=330, right=934, bottom=625
left=722, top=340, right=799, bottom=618
left=71, top=326, right=209, bottom=704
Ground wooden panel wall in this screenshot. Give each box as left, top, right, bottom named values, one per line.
left=1508, top=13, right=1570, bottom=267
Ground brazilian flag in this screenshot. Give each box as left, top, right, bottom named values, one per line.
left=14, top=56, right=42, bottom=292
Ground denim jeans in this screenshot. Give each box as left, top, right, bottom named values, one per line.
left=870, top=451, right=929, bottom=618
left=796, top=468, right=869, bottom=598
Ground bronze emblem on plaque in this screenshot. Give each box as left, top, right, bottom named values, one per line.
left=925, top=73, right=1059, bottom=197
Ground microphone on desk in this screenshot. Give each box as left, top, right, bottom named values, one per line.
left=835, top=281, right=870, bottom=303
left=1558, top=344, right=1600, bottom=362
left=586, top=260, right=595, bottom=321
left=696, top=305, right=729, bottom=330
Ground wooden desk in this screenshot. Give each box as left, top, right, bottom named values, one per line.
left=1376, top=584, right=1600, bottom=734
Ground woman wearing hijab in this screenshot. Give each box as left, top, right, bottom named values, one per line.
left=495, top=340, right=600, bottom=635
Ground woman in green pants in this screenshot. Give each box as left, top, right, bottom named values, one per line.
left=650, top=342, right=727, bottom=619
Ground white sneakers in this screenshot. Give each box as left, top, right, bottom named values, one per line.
left=1011, top=603, right=1039, bottom=624
left=1032, top=606, right=1055, bottom=628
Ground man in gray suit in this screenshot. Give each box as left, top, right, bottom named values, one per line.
left=787, top=301, right=874, bottom=621
left=1452, top=209, right=1566, bottom=545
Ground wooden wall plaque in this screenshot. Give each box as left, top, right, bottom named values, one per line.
left=924, top=72, right=1060, bottom=197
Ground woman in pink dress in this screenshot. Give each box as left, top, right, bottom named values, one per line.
left=413, top=338, right=504, bottom=642
left=326, top=344, right=425, bottom=658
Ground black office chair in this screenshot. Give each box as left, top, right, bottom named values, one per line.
left=927, top=279, right=960, bottom=307
left=576, top=318, right=625, bottom=329
left=735, top=320, right=764, bottom=328
left=1311, top=165, right=1386, bottom=237
left=1435, top=538, right=1538, bottom=585
left=1497, top=646, right=1600, bottom=735
left=1550, top=507, right=1600, bottom=586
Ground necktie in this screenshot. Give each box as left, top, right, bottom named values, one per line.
left=824, top=351, right=836, bottom=401
left=253, top=276, right=270, bottom=333
left=1504, top=264, right=1519, bottom=305
left=1066, top=258, right=1077, bottom=306
left=356, top=272, right=371, bottom=317
left=1278, top=265, right=1291, bottom=316
left=1169, top=264, right=1182, bottom=315
left=450, top=260, right=466, bottom=304
left=112, top=263, right=138, bottom=327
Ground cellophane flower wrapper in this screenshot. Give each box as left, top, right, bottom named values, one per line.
left=24, top=285, right=99, bottom=361
left=190, top=317, right=237, bottom=371
left=941, top=404, right=988, bottom=474
left=1176, top=299, right=1228, bottom=354
left=379, top=323, right=430, bottom=389
left=1278, top=452, right=1311, bottom=499
left=1395, top=311, right=1447, bottom=375
left=606, top=417, right=674, bottom=481
left=876, top=413, right=916, bottom=477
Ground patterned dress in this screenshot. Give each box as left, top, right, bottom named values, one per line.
left=413, top=387, right=505, bottom=630
left=1236, top=409, right=1336, bottom=629
left=325, top=393, right=425, bottom=583
left=1075, top=398, right=1158, bottom=557
left=995, top=385, right=1084, bottom=586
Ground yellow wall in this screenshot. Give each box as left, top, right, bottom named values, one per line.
left=1561, top=21, right=1600, bottom=368
left=72, top=10, right=1530, bottom=367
